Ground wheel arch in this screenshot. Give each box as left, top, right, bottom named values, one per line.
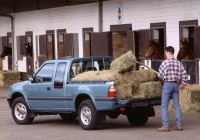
left=75, top=93, right=96, bottom=112
left=10, top=92, right=24, bottom=107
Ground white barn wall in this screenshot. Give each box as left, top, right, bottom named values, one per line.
left=13, top=3, right=99, bottom=71
left=0, top=17, right=11, bottom=36
left=1, top=0, right=200, bottom=72
left=103, top=0, right=200, bottom=57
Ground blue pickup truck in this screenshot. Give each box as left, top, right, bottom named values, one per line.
left=7, top=56, right=161, bottom=130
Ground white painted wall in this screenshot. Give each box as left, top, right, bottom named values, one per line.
left=2, top=56, right=9, bottom=70
left=1, top=0, right=200, bottom=72
left=1, top=3, right=99, bottom=72
left=103, top=0, right=200, bottom=57
left=0, top=17, right=11, bottom=36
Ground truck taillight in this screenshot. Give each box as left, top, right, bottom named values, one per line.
left=108, top=85, right=117, bottom=97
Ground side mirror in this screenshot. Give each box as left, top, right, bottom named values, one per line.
left=27, top=75, right=34, bottom=82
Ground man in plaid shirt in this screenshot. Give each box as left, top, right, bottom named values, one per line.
left=157, top=46, right=187, bottom=132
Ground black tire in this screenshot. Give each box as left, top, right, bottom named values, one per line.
left=11, top=97, right=34, bottom=124
left=127, top=112, right=148, bottom=126
left=78, top=99, right=99, bottom=130
left=59, top=113, right=77, bottom=121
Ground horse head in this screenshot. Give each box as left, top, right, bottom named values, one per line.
left=0, top=46, right=12, bottom=58
left=24, top=42, right=33, bottom=57
left=177, top=39, right=195, bottom=61
left=145, top=40, right=164, bottom=60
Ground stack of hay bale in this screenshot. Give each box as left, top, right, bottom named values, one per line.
left=0, top=70, right=21, bottom=86
left=72, top=51, right=162, bottom=99
left=169, top=84, right=200, bottom=113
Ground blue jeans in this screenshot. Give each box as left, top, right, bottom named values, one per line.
left=161, top=82, right=182, bottom=127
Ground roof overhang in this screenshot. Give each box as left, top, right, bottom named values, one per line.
left=0, top=0, right=103, bottom=15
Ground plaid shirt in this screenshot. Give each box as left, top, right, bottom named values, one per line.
left=158, top=56, right=187, bottom=88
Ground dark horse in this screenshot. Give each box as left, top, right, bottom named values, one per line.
left=0, top=46, right=12, bottom=70
left=145, top=40, right=164, bottom=60
left=177, top=39, right=195, bottom=61
left=1, top=46, right=12, bottom=58
left=24, top=42, right=33, bottom=57
left=24, top=42, right=34, bottom=74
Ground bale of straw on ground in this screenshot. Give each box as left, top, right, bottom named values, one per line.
left=169, top=84, right=200, bottom=113
left=0, top=70, right=21, bottom=86
left=110, top=51, right=136, bottom=73
left=0, top=70, right=21, bottom=81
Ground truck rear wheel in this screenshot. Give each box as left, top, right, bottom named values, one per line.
left=78, top=99, right=99, bottom=130
left=11, top=97, right=34, bottom=124
left=59, top=113, right=77, bottom=121
left=127, top=112, right=148, bottom=126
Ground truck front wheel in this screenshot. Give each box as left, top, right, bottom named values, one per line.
left=127, top=112, right=148, bottom=126
left=78, top=99, right=99, bottom=130
left=11, top=97, right=34, bottom=124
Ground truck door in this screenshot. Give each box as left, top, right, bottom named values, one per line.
left=52, top=62, right=68, bottom=110
left=26, top=63, right=55, bottom=110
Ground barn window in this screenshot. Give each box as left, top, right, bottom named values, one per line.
left=179, top=20, right=198, bottom=47
left=150, top=22, right=166, bottom=60
left=110, top=24, right=132, bottom=59
left=82, top=28, right=93, bottom=57
left=57, top=29, right=66, bottom=58
left=46, top=30, right=55, bottom=60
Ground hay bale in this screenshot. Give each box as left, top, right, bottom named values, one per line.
left=110, top=51, right=136, bottom=73
left=133, top=81, right=162, bottom=98
left=122, top=69, right=156, bottom=84
left=71, top=51, right=160, bottom=100
left=179, top=84, right=200, bottom=113
left=0, top=70, right=21, bottom=81
left=72, top=71, right=103, bottom=81
left=72, top=70, right=128, bottom=85
left=11, top=71, right=21, bottom=79
left=72, top=69, right=160, bottom=99
left=116, top=84, right=133, bottom=99
left=0, top=70, right=21, bottom=86
left=169, top=84, right=200, bottom=113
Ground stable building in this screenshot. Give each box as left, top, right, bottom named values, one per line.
left=0, top=0, right=200, bottom=83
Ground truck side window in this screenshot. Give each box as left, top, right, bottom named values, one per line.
left=35, top=63, right=54, bottom=82
left=54, top=62, right=66, bottom=88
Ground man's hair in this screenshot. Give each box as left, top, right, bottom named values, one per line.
left=165, top=46, right=174, bottom=54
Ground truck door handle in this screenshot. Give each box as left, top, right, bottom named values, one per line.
left=47, top=87, right=50, bottom=90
